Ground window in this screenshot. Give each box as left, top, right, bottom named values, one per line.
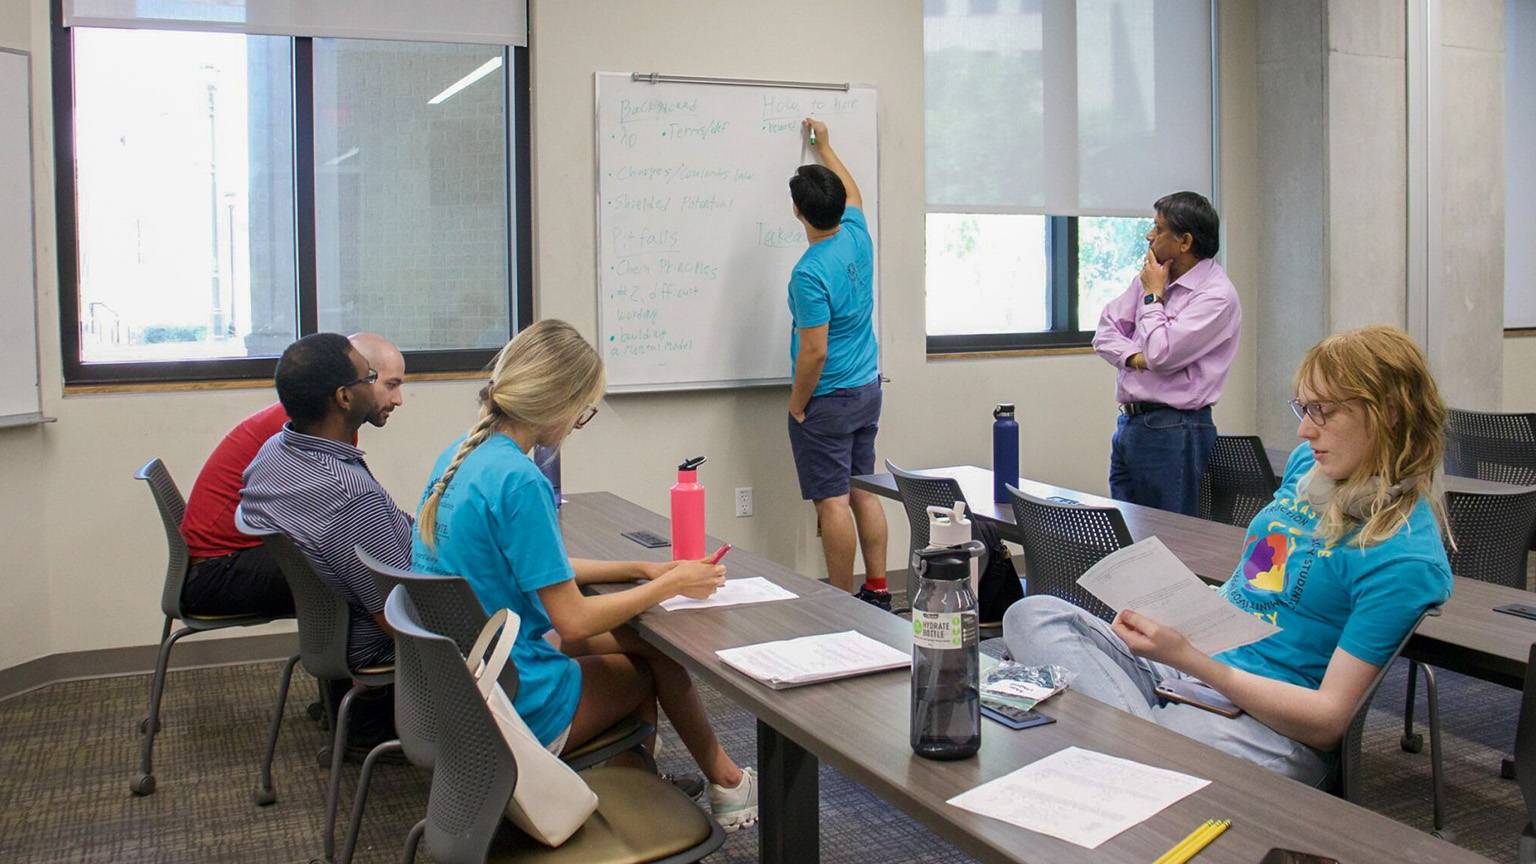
left=54, top=10, right=531, bottom=384
left=923, top=0, right=1213, bottom=353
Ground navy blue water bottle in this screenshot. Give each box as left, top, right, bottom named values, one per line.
left=992, top=403, right=1018, bottom=503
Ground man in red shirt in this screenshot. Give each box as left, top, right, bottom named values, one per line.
left=178, top=333, right=406, bottom=616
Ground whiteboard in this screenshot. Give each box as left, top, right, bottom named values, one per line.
left=0, top=49, right=41, bottom=422
left=595, top=72, right=879, bottom=392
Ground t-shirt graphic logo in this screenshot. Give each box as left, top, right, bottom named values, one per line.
left=1241, top=531, right=1292, bottom=592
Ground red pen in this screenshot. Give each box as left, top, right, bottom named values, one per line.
left=706, top=544, right=732, bottom=564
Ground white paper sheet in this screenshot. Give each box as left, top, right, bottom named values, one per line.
left=947, top=746, right=1210, bottom=849
left=659, top=576, right=799, bottom=611
left=1077, top=537, right=1279, bottom=655
left=715, top=630, right=910, bottom=689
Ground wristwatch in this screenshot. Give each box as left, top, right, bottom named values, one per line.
left=1142, top=292, right=1159, bottom=305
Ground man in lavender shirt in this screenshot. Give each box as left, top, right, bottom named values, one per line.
left=1092, top=192, right=1240, bottom=516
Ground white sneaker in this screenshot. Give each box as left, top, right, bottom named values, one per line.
left=707, top=767, right=759, bottom=832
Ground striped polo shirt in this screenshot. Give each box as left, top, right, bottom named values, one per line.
left=238, top=424, right=410, bottom=668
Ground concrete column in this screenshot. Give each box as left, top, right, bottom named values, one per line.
left=1430, top=0, right=1505, bottom=409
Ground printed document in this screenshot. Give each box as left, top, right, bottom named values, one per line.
left=659, top=576, right=798, bottom=611
left=1077, top=537, right=1278, bottom=655
left=715, top=630, right=910, bottom=689
left=948, top=746, right=1209, bottom=849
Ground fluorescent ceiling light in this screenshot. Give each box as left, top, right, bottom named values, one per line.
left=325, top=147, right=360, bottom=167
left=428, top=56, right=502, bottom=105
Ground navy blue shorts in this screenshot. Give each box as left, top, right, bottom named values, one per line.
left=788, top=379, right=882, bottom=501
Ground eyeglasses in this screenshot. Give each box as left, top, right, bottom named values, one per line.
left=344, top=368, right=379, bottom=388
left=1289, top=398, right=1341, bottom=426
left=573, top=404, right=599, bottom=430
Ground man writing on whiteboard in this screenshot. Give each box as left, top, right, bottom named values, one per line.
left=785, top=118, right=890, bottom=610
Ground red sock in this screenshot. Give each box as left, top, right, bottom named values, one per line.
left=862, top=575, right=887, bottom=591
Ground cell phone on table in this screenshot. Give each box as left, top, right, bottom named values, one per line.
left=980, top=699, right=1055, bottom=730
left=1259, top=849, right=1339, bottom=864
left=1494, top=602, right=1536, bottom=622
left=1155, top=678, right=1243, bottom=718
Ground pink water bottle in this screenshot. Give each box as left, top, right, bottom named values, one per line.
left=670, top=457, right=707, bottom=560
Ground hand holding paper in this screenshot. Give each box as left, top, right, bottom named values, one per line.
left=1077, top=537, right=1278, bottom=657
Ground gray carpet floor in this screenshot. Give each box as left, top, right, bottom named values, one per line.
left=0, top=654, right=1524, bottom=863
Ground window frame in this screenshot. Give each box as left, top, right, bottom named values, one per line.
left=925, top=215, right=1099, bottom=355
left=51, top=0, right=533, bottom=385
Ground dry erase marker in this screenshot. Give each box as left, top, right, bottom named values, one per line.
left=707, top=544, right=732, bottom=564
left=807, top=122, right=816, bottom=146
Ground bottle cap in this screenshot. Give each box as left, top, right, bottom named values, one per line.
left=678, top=456, right=707, bottom=471
left=915, top=541, right=984, bottom=580
left=994, top=403, right=1015, bottom=418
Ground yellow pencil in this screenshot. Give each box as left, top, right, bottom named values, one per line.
left=1152, top=820, right=1215, bottom=864
left=1167, top=818, right=1230, bottom=864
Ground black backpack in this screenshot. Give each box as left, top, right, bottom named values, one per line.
left=972, top=519, right=1024, bottom=623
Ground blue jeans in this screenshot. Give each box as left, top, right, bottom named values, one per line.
left=1003, top=596, right=1331, bottom=785
left=1109, top=406, right=1217, bottom=516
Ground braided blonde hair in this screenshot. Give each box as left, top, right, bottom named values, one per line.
left=1296, top=326, right=1448, bottom=548
left=418, top=320, right=605, bottom=551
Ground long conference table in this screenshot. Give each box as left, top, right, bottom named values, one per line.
left=559, top=491, right=1488, bottom=864
left=853, top=465, right=1536, bottom=692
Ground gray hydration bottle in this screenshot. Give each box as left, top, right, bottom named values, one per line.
left=910, top=541, right=984, bottom=760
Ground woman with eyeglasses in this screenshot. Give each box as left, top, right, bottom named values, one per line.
left=1004, top=325, right=1452, bottom=784
left=411, top=319, right=759, bottom=830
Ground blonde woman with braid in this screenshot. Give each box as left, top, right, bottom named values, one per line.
left=411, top=320, right=758, bottom=831
left=1004, top=326, right=1453, bottom=785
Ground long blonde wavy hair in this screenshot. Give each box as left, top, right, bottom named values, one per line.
left=1296, top=325, right=1448, bottom=548
left=417, top=319, right=605, bottom=551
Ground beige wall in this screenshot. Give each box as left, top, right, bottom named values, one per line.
left=1, top=0, right=1259, bottom=671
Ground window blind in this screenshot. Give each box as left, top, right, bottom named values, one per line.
left=924, top=0, right=1212, bottom=217
left=64, top=0, right=527, bottom=46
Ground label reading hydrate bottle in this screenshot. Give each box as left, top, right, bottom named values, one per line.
left=913, top=611, right=976, bottom=650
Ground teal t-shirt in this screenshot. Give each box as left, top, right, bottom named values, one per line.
left=411, top=435, right=580, bottom=747
left=1214, top=444, right=1452, bottom=689
left=787, top=205, right=879, bottom=395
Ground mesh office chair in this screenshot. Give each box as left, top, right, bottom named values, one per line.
left=1005, top=486, right=1128, bottom=623
left=355, top=546, right=653, bottom=774
left=1197, top=435, right=1280, bottom=528
left=1334, top=607, right=1446, bottom=834
left=885, top=460, right=987, bottom=614
left=1517, top=643, right=1536, bottom=864
left=1444, top=408, right=1536, bottom=486
left=385, top=588, right=726, bottom=864
left=1402, top=487, right=1536, bottom=791
left=259, top=532, right=396, bottom=864
left=129, top=458, right=298, bottom=798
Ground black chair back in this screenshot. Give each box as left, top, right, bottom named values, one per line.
left=386, top=587, right=518, bottom=864
left=1445, top=408, right=1536, bottom=486
left=1198, top=435, right=1280, bottom=528
left=134, top=458, right=191, bottom=620
left=260, top=532, right=354, bottom=682
left=1444, top=488, right=1536, bottom=588
left=1005, top=486, right=1128, bottom=622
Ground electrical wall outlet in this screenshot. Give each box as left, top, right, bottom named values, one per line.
left=734, top=486, right=754, bottom=517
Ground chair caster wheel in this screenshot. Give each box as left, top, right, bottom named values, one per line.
left=138, top=717, right=158, bottom=735
left=307, top=700, right=324, bottom=722
left=1400, top=733, right=1423, bottom=753
left=317, top=746, right=333, bottom=768
left=1502, top=756, right=1518, bottom=779
left=130, top=773, right=156, bottom=796
left=253, top=787, right=276, bottom=806
left=1431, top=828, right=1454, bottom=842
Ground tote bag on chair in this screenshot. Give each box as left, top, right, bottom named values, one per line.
left=468, top=609, right=599, bottom=847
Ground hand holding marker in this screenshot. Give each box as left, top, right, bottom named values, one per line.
left=707, top=544, right=732, bottom=565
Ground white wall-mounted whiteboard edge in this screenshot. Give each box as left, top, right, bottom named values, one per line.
left=592, top=72, right=881, bottom=394
left=606, top=377, right=790, bottom=396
